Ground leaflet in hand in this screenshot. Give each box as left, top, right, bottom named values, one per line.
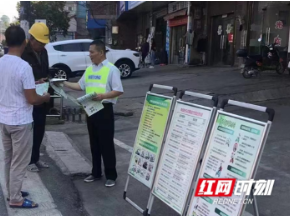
left=50, top=82, right=68, bottom=99
left=77, top=93, right=104, bottom=117
left=36, top=82, right=49, bottom=96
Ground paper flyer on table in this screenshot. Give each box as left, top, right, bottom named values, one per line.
left=35, top=82, right=49, bottom=96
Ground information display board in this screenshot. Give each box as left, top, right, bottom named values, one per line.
left=152, top=100, right=213, bottom=214
left=187, top=111, right=267, bottom=216
left=128, top=93, right=173, bottom=188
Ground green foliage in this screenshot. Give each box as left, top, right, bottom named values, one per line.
left=17, top=1, right=70, bottom=38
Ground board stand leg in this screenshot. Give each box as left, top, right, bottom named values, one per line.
left=123, top=175, right=146, bottom=214
left=146, top=195, right=155, bottom=216
left=251, top=186, right=259, bottom=216
left=123, top=176, right=130, bottom=200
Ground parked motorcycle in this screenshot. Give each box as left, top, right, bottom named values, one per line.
left=236, top=43, right=286, bottom=78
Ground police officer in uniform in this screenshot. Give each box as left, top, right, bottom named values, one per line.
left=60, top=40, right=123, bottom=187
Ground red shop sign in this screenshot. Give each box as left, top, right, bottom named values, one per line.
left=228, top=33, right=234, bottom=43
left=169, top=15, right=188, bottom=27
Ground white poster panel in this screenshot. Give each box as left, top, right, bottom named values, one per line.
left=152, top=101, right=213, bottom=214
left=187, top=111, right=267, bottom=216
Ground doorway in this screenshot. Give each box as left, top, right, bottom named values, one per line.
left=211, top=14, right=235, bottom=66
left=171, top=25, right=187, bottom=64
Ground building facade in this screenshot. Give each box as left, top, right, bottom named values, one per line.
left=76, top=1, right=90, bottom=39
left=113, top=1, right=290, bottom=67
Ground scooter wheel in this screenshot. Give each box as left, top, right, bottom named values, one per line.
left=242, top=68, right=253, bottom=79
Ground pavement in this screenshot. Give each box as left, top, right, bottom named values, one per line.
left=1, top=65, right=290, bottom=216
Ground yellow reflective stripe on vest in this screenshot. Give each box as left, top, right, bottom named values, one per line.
left=85, top=65, right=110, bottom=94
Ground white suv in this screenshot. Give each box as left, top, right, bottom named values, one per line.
left=45, top=39, right=140, bottom=79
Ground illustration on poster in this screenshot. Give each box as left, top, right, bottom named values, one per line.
left=146, top=173, right=150, bottom=181
left=143, top=161, right=148, bottom=170
left=148, top=164, right=153, bottom=172
left=230, top=152, right=235, bottom=163
left=194, top=198, right=199, bottom=210
left=226, top=138, right=231, bottom=147
left=136, top=149, right=141, bottom=155
left=215, top=163, right=223, bottom=177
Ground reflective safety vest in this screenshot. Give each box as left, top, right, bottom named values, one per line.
left=85, top=64, right=111, bottom=94
left=84, top=62, right=117, bottom=101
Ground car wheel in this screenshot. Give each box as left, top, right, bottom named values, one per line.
left=54, top=67, right=70, bottom=80
left=116, top=60, right=133, bottom=79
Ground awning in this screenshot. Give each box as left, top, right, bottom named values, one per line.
left=164, top=9, right=187, bottom=21
left=168, top=15, right=188, bottom=27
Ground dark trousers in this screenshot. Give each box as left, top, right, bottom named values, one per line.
left=87, top=103, right=117, bottom=180
left=30, top=104, right=47, bottom=164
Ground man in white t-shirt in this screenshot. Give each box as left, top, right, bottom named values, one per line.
left=0, top=26, right=50, bottom=208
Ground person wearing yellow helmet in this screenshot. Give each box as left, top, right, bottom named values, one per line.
left=21, top=22, right=51, bottom=172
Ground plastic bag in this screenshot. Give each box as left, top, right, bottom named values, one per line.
left=145, top=55, right=151, bottom=64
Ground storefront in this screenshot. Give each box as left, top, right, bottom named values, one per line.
left=207, top=2, right=248, bottom=66
left=169, top=15, right=188, bottom=64
left=249, top=2, right=290, bottom=55
left=164, top=1, right=189, bottom=64
left=153, top=8, right=168, bottom=52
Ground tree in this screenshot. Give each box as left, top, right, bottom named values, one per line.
left=10, top=21, right=20, bottom=26
left=17, top=1, right=70, bottom=40
left=1, top=15, right=10, bottom=29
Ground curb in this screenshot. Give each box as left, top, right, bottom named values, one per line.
left=43, top=131, right=91, bottom=176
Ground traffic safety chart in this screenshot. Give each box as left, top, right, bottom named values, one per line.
left=152, top=101, right=213, bottom=214
left=187, top=111, right=267, bottom=216
left=128, top=93, right=173, bottom=188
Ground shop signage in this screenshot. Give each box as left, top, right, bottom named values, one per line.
left=228, top=33, right=234, bottom=43
left=118, top=1, right=128, bottom=16
left=128, top=1, right=144, bottom=10
left=168, top=15, right=188, bottom=27
left=275, top=20, right=283, bottom=29
left=168, top=1, right=187, bottom=14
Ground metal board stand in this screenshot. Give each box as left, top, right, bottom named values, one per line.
left=220, top=99, right=275, bottom=216
left=146, top=91, right=218, bottom=216
left=123, top=84, right=178, bottom=215
left=186, top=99, right=274, bottom=216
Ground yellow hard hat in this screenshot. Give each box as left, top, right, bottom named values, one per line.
left=29, top=23, right=50, bottom=44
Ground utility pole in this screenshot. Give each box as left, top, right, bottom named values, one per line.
left=20, top=1, right=31, bottom=39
